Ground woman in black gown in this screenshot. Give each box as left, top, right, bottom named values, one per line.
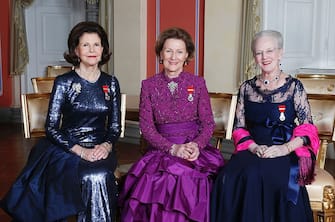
left=210, top=30, right=320, bottom=222
left=1, top=21, right=121, bottom=221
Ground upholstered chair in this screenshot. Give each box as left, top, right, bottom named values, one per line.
left=296, top=73, right=335, bottom=94
left=209, top=92, right=237, bottom=149
left=21, top=93, right=51, bottom=138
left=305, top=94, right=335, bottom=222
left=31, top=77, right=56, bottom=93
left=47, top=65, right=72, bottom=77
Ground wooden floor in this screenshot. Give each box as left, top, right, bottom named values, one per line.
left=0, top=122, right=334, bottom=221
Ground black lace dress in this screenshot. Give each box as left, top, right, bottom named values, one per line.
left=210, top=75, right=314, bottom=222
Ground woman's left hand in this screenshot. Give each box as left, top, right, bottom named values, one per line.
left=184, top=142, right=200, bottom=161
left=262, top=144, right=289, bottom=158
left=90, top=142, right=112, bottom=161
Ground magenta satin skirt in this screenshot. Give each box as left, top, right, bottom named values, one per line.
left=119, top=121, right=224, bottom=222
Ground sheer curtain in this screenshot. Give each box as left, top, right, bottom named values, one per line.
left=10, top=0, right=34, bottom=76
left=240, top=0, right=262, bottom=82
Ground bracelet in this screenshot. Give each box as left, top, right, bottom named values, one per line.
left=169, top=144, right=176, bottom=156
left=284, top=143, right=292, bottom=153
left=105, top=141, right=112, bottom=146
left=80, top=149, right=85, bottom=159
left=103, top=142, right=112, bottom=152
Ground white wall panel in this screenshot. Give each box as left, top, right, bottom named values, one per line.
left=41, top=12, right=72, bottom=59
left=204, top=0, right=242, bottom=93
left=285, top=1, right=314, bottom=56
left=113, top=0, right=146, bottom=95
left=264, top=0, right=335, bottom=74
left=327, top=0, right=335, bottom=67
left=22, top=0, right=85, bottom=93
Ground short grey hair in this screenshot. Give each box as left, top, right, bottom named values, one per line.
left=251, top=30, right=283, bottom=53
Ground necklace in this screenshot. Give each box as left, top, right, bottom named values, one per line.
left=76, top=67, right=100, bottom=83
left=259, top=71, right=282, bottom=86
left=167, top=81, right=178, bottom=94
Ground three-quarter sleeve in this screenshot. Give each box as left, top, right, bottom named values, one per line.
left=293, top=80, right=313, bottom=125
left=232, top=82, right=254, bottom=151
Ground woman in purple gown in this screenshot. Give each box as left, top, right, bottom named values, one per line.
left=210, top=30, right=320, bottom=222
left=119, top=27, right=224, bottom=221
left=1, top=22, right=120, bottom=221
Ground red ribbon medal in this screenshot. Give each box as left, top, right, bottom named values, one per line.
left=102, top=85, right=110, bottom=100
left=187, top=85, right=194, bottom=102
left=278, top=104, right=286, bottom=121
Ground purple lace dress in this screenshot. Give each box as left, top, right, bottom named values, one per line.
left=119, top=71, right=224, bottom=222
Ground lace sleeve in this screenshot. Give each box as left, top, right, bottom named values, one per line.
left=293, top=80, right=313, bottom=124
left=234, top=82, right=247, bottom=129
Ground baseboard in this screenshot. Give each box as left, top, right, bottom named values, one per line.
left=0, top=107, right=21, bottom=123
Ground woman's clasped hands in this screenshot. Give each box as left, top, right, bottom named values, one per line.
left=249, top=143, right=290, bottom=158
left=72, top=142, right=112, bottom=162
left=170, top=142, right=200, bottom=161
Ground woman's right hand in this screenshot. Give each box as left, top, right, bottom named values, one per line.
left=248, top=143, right=268, bottom=157
left=184, top=142, right=200, bottom=161
left=262, top=144, right=290, bottom=158
left=170, top=144, right=188, bottom=159
left=71, top=145, right=99, bottom=162
left=82, top=147, right=110, bottom=162
left=170, top=143, right=199, bottom=160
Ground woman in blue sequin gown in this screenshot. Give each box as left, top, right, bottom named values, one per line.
left=210, top=30, right=320, bottom=222
left=1, top=22, right=121, bottom=221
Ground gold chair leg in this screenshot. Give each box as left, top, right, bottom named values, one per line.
left=215, top=138, right=223, bottom=150
left=215, top=138, right=220, bottom=149
left=313, top=210, right=318, bottom=222
left=317, top=209, right=335, bottom=222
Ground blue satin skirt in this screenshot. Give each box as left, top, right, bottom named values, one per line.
left=210, top=150, right=313, bottom=222
left=0, top=138, right=118, bottom=222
